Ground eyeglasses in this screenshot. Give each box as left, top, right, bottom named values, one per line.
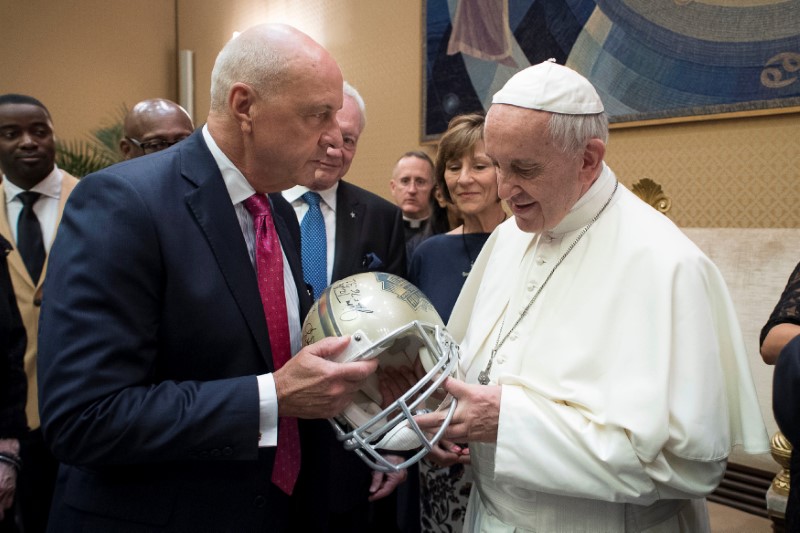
left=126, top=136, right=188, bottom=154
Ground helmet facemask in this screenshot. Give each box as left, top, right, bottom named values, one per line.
left=302, top=272, right=460, bottom=472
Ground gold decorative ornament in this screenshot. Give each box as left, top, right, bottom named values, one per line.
left=631, top=178, right=672, bottom=214
left=770, top=430, right=792, bottom=496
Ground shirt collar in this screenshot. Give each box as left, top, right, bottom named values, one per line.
left=201, top=124, right=256, bottom=205
left=282, top=182, right=338, bottom=212
left=3, top=166, right=63, bottom=204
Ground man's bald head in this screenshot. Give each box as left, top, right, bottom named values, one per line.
left=205, top=23, right=344, bottom=193
left=210, top=23, right=331, bottom=112
left=120, top=98, right=194, bottom=159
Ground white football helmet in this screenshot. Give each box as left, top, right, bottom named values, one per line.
left=302, top=272, right=460, bottom=473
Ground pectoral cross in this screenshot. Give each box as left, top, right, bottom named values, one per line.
left=477, top=348, right=496, bottom=385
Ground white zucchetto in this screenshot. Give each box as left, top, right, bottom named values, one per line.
left=492, top=59, right=604, bottom=115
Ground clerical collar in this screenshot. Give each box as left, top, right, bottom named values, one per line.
left=548, top=164, right=618, bottom=236
left=403, top=216, right=429, bottom=228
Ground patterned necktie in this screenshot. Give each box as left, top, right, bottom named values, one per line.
left=17, top=191, right=45, bottom=283
left=300, top=192, right=327, bottom=300
left=242, top=193, right=301, bottom=495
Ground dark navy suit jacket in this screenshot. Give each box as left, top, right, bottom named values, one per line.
left=331, top=180, right=406, bottom=283
left=37, top=130, right=312, bottom=532
left=273, top=180, right=406, bottom=526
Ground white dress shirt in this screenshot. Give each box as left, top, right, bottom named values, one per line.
left=282, top=183, right=338, bottom=285
left=202, top=125, right=300, bottom=447
left=3, top=166, right=64, bottom=251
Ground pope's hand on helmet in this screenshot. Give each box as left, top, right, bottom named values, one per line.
left=414, top=377, right=501, bottom=466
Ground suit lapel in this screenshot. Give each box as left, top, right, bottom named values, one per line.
left=272, top=201, right=313, bottom=318
left=179, top=132, right=274, bottom=370
left=332, top=182, right=365, bottom=282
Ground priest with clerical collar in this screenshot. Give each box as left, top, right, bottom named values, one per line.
left=389, top=151, right=435, bottom=241
left=414, top=60, right=770, bottom=532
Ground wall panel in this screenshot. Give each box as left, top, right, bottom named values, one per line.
left=0, top=0, right=176, bottom=142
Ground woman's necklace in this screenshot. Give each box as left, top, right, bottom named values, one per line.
left=461, top=213, right=508, bottom=277
left=461, top=226, right=477, bottom=277
left=477, top=181, right=619, bottom=385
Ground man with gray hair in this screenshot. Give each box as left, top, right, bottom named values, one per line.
left=37, top=24, right=377, bottom=532
left=414, top=60, right=769, bottom=531
left=279, top=81, right=406, bottom=531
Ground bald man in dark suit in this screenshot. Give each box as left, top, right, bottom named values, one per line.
left=37, top=24, right=377, bottom=532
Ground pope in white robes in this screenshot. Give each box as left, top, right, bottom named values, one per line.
left=414, top=61, right=769, bottom=533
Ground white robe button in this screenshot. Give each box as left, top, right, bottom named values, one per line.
left=536, top=256, right=546, bottom=265
left=527, top=281, right=537, bottom=291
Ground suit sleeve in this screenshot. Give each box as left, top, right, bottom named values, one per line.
left=38, top=172, right=260, bottom=466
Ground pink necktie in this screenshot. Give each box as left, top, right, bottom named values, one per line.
left=243, top=194, right=301, bottom=495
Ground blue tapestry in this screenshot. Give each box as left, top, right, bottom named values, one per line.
left=424, top=0, right=800, bottom=138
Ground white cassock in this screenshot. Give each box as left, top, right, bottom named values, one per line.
left=448, top=164, right=770, bottom=532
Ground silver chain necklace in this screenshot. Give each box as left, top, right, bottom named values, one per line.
left=478, top=180, right=619, bottom=385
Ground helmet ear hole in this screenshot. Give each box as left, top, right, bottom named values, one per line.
left=301, top=272, right=460, bottom=472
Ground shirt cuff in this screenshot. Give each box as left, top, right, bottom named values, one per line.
left=257, top=373, right=278, bottom=447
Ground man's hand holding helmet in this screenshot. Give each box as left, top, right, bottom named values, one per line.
left=272, top=336, right=378, bottom=419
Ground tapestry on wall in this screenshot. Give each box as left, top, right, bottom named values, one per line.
left=423, top=0, right=800, bottom=140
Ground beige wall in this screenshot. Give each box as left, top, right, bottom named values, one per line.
left=607, top=112, right=800, bottom=228
left=2, top=0, right=797, bottom=226
left=176, top=0, right=435, bottom=200
left=0, top=0, right=177, bottom=143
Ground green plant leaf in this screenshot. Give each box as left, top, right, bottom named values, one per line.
left=55, top=104, right=127, bottom=178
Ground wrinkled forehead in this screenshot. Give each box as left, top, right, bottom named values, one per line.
left=484, top=104, right=549, bottom=154
left=0, top=103, right=53, bottom=128
left=393, top=156, right=432, bottom=181
left=136, top=110, right=194, bottom=138
left=486, top=102, right=541, bottom=128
